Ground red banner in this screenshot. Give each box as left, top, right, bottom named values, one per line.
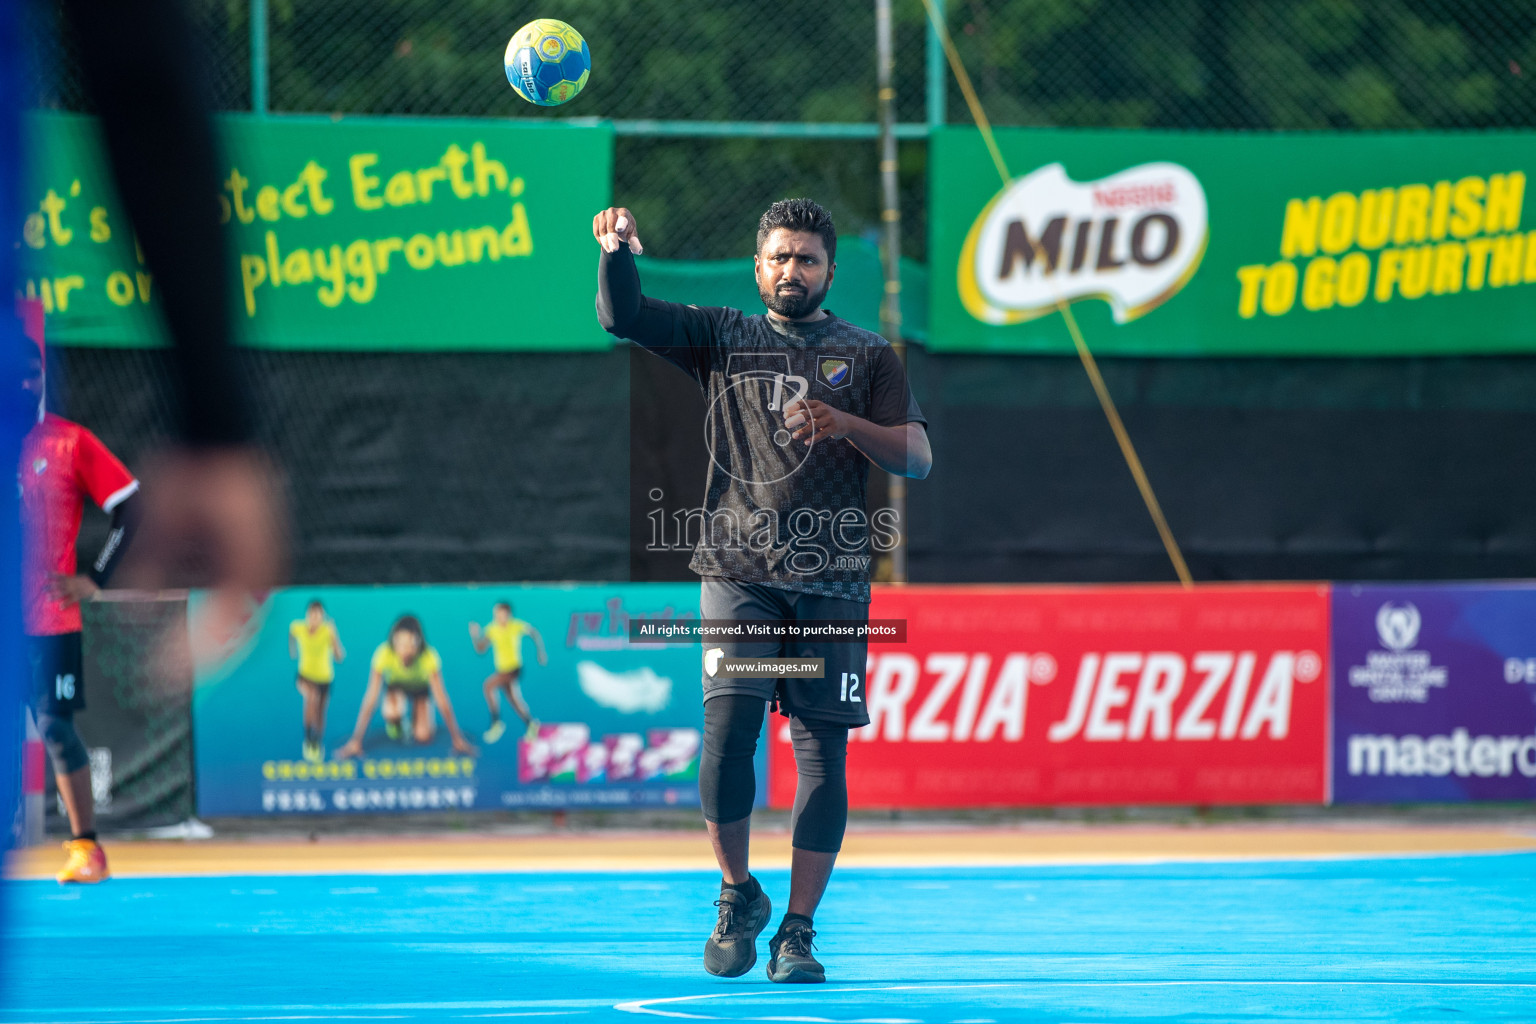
left=768, top=585, right=1331, bottom=807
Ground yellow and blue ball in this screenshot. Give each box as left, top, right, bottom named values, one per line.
left=504, top=19, right=591, bottom=106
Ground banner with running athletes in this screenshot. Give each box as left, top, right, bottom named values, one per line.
left=19, top=112, right=613, bottom=351
left=930, top=126, right=1536, bottom=355
left=191, top=583, right=740, bottom=816
left=1333, top=583, right=1536, bottom=803
left=768, top=584, right=1332, bottom=807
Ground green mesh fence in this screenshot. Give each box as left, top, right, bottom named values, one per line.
left=22, top=0, right=1536, bottom=260
left=943, top=0, right=1536, bottom=131
left=28, top=1, right=1536, bottom=124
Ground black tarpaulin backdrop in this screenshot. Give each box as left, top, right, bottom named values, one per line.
left=47, top=346, right=1536, bottom=586
left=53, top=348, right=631, bottom=585
left=43, top=596, right=192, bottom=831
left=902, top=351, right=1536, bottom=583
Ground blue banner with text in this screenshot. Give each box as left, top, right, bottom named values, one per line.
left=191, top=583, right=747, bottom=815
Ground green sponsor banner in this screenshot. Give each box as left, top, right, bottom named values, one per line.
left=19, top=112, right=613, bottom=350
left=640, top=236, right=930, bottom=342
left=930, top=126, right=1536, bottom=355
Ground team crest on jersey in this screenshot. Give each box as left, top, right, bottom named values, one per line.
left=32, top=458, right=47, bottom=475
left=819, top=358, right=851, bottom=390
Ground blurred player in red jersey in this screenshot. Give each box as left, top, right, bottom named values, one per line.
left=18, top=334, right=141, bottom=883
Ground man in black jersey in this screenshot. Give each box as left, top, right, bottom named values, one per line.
left=595, top=199, right=931, bottom=983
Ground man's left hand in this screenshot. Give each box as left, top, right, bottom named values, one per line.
left=48, top=574, right=99, bottom=604
left=785, top=399, right=850, bottom=446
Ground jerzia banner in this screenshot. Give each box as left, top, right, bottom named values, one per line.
left=191, top=584, right=743, bottom=816
left=931, top=127, right=1536, bottom=355
left=769, top=585, right=1332, bottom=808
left=1333, top=583, right=1536, bottom=803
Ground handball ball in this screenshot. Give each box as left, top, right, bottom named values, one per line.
left=504, top=19, right=591, bottom=106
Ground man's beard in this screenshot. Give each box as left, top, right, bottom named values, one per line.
left=759, top=278, right=829, bottom=320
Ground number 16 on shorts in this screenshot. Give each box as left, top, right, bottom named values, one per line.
left=840, top=672, right=862, bottom=702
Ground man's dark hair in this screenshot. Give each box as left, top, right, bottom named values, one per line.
left=494, top=601, right=512, bottom=613
left=757, top=198, right=836, bottom=263
left=307, top=599, right=324, bottom=612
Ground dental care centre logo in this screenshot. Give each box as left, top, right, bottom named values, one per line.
left=1347, top=602, right=1449, bottom=703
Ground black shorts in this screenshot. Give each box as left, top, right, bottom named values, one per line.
left=29, top=632, right=85, bottom=715
left=699, top=576, right=871, bottom=727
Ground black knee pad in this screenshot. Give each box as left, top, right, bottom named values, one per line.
left=788, top=716, right=849, bottom=853
left=699, top=693, right=765, bottom=825
left=38, top=711, right=89, bottom=776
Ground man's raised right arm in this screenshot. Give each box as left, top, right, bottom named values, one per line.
left=593, top=207, right=722, bottom=375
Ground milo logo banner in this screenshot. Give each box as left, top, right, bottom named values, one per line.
left=931, top=127, right=1536, bottom=355
left=959, top=162, right=1208, bottom=326
left=1333, top=583, right=1536, bottom=803
left=191, top=583, right=743, bottom=816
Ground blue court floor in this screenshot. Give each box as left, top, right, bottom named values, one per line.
left=3, top=853, right=1534, bottom=1022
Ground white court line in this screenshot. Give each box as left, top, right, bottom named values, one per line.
left=617, top=986, right=1017, bottom=1021
left=8, top=981, right=1536, bottom=1024
left=614, top=980, right=1536, bottom=1020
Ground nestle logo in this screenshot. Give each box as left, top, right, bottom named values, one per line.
left=961, top=161, right=1208, bottom=326
left=1092, top=182, right=1177, bottom=209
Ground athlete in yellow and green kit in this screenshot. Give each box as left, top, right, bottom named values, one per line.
left=333, top=614, right=477, bottom=759
left=289, top=599, right=345, bottom=763
left=469, top=601, right=547, bottom=744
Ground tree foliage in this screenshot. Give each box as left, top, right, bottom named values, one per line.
left=28, top=0, right=1536, bottom=258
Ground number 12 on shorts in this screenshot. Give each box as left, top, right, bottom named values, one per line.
left=840, top=672, right=861, bottom=702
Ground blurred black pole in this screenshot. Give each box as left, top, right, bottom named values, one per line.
left=875, top=0, right=906, bottom=583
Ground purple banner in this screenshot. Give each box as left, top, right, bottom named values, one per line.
left=1333, top=583, right=1536, bottom=802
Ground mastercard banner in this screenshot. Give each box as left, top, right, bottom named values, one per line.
left=931, top=126, right=1536, bottom=355
left=769, top=584, right=1331, bottom=808
left=1333, top=583, right=1536, bottom=803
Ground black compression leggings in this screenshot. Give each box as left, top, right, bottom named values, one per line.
left=699, top=693, right=850, bottom=854
left=37, top=709, right=89, bottom=775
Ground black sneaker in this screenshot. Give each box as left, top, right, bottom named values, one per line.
left=703, top=885, right=772, bottom=977
left=766, top=920, right=825, bottom=984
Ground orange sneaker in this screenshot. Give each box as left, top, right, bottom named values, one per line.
left=56, top=839, right=109, bottom=884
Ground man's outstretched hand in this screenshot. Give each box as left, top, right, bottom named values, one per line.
left=122, top=446, right=289, bottom=680
left=126, top=446, right=287, bottom=594
left=593, top=207, right=644, bottom=254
